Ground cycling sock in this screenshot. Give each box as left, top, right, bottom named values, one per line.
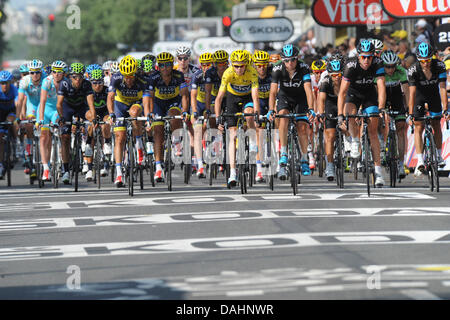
left=375, top=166, right=382, bottom=176
left=86, top=136, right=92, bottom=145
left=256, top=160, right=262, bottom=172
left=230, top=168, right=236, bottom=177
left=197, top=159, right=204, bottom=169
left=25, top=138, right=33, bottom=156
left=43, top=163, right=49, bottom=171
left=63, top=163, right=69, bottom=173
left=301, top=153, right=308, bottom=161
left=280, top=146, right=287, bottom=155
left=88, top=163, right=93, bottom=170
left=416, top=153, right=423, bottom=163
left=115, top=164, right=122, bottom=176
left=155, top=161, right=162, bottom=172
left=135, top=136, right=143, bottom=150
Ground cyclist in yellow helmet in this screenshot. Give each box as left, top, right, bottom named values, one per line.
left=144, top=51, right=190, bottom=183
left=215, top=49, right=260, bottom=187
left=107, top=55, right=150, bottom=187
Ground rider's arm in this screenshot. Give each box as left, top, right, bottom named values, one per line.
left=251, top=87, right=260, bottom=115
left=39, top=87, right=48, bottom=122
left=86, top=94, right=96, bottom=119
left=401, top=83, right=410, bottom=110
left=408, top=86, right=416, bottom=116
left=317, top=91, right=326, bottom=115
left=214, top=89, right=225, bottom=117
left=337, top=79, right=350, bottom=115
left=439, top=82, right=448, bottom=112
left=16, top=92, right=26, bottom=119
left=304, top=82, right=314, bottom=111
left=204, top=83, right=212, bottom=112
left=107, top=91, right=115, bottom=114
left=376, top=76, right=386, bottom=111
left=180, top=87, right=189, bottom=113
left=191, top=88, right=198, bottom=114
left=268, top=83, right=278, bottom=112
left=56, top=95, right=65, bottom=119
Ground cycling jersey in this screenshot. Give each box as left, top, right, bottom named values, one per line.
left=191, top=69, right=207, bottom=104
left=343, top=57, right=384, bottom=113
left=93, top=86, right=108, bottom=118
left=0, top=83, right=18, bottom=111
left=384, top=65, right=408, bottom=117
left=109, top=73, right=150, bottom=106
left=205, top=66, right=221, bottom=99
left=19, top=75, right=42, bottom=117
left=174, top=64, right=200, bottom=91
left=219, top=65, right=259, bottom=96
left=408, top=59, right=447, bottom=117
left=257, top=68, right=272, bottom=114
left=319, top=75, right=339, bottom=129
left=58, top=78, right=93, bottom=107
left=148, top=70, right=187, bottom=118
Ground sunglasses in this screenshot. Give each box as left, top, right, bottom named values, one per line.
left=160, top=62, right=173, bottom=68
left=255, top=63, right=268, bottom=68
left=360, top=55, right=374, bottom=60
left=233, top=64, right=246, bottom=69
left=91, top=81, right=103, bottom=85
left=419, top=58, right=432, bottom=63
left=52, top=70, right=64, bottom=74
left=70, top=74, right=83, bottom=79
left=385, top=65, right=396, bottom=69
left=178, top=56, right=189, bottom=61
left=201, top=63, right=212, bottom=68
left=30, top=71, right=41, bottom=75
left=330, top=73, right=342, bottom=77
left=313, top=70, right=323, bottom=74
left=216, top=61, right=228, bottom=66
left=282, top=58, right=297, bottom=63
left=0, top=81, right=9, bottom=85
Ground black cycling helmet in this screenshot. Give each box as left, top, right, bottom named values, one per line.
left=415, top=42, right=434, bottom=60
left=281, top=44, right=300, bottom=59
left=327, top=59, right=343, bottom=73
left=356, top=39, right=375, bottom=55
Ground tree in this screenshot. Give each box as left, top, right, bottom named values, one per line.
left=0, top=0, right=8, bottom=64
left=30, top=0, right=229, bottom=63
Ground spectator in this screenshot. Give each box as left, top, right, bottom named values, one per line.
left=348, top=37, right=357, bottom=58
left=397, top=39, right=412, bottom=60
left=414, top=19, right=433, bottom=45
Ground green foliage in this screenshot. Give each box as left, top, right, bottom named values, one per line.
left=4, top=34, right=29, bottom=60
left=292, top=0, right=311, bottom=9
left=29, top=0, right=229, bottom=64
left=0, top=0, right=7, bottom=63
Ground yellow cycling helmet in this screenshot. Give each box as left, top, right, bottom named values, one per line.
left=311, top=59, right=327, bottom=72
left=244, top=50, right=253, bottom=65
left=213, top=50, right=229, bottom=63
left=230, top=50, right=249, bottom=64
left=156, top=52, right=174, bottom=64
left=119, top=55, right=138, bottom=76
left=199, top=52, right=214, bottom=64
left=253, top=50, right=270, bottom=64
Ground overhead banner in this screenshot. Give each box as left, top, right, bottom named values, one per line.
left=312, top=0, right=395, bottom=27
left=192, top=37, right=245, bottom=55
left=433, top=23, right=450, bottom=51
left=381, top=0, right=450, bottom=18
left=229, top=17, right=294, bottom=43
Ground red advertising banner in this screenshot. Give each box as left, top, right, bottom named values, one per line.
left=312, top=0, right=395, bottom=27
left=382, top=0, right=450, bottom=18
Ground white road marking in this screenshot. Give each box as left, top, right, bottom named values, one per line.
left=400, top=289, right=442, bottom=300
left=0, top=230, right=449, bottom=262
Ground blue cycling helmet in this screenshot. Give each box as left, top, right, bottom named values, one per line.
left=281, top=44, right=299, bottom=59
left=327, top=59, right=343, bottom=73
left=0, top=71, right=14, bottom=82
left=19, top=64, right=29, bottom=73
left=416, top=42, right=433, bottom=60
left=356, top=39, right=375, bottom=55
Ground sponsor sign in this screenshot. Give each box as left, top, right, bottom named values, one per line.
left=381, top=0, right=450, bottom=18
left=312, top=0, right=395, bottom=26
left=433, top=23, right=450, bottom=51
left=192, top=37, right=245, bottom=55
left=229, top=17, right=294, bottom=43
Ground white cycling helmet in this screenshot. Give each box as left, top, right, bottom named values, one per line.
left=102, top=61, right=112, bottom=71
left=110, top=61, right=120, bottom=73
left=381, top=50, right=400, bottom=65
left=176, top=45, right=191, bottom=57
left=371, top=38, right=384, bottom=51
left=51, top=60, right=68, bottom=72
left=27, top=59, right=44, bottom=71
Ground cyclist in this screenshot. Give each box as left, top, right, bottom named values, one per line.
left=0, top=70, right=18, bottom=179
left=145, top=52, right=189, bottom=183
left=268, top=44, right=315, bottom=180
left=191, top=52, right=214, bottom=178
left=108, top=55, right=150, bottom=187
left=17, top=59, right=44, bottom=178
left=57, top=62, right=97, bottom=184
left=215, top=50, right=260, bottom=187
left=102, top=61, right=112, bottom=87
left=110, top=61, right=120, bottom=76
left=381, top=50, right=410, bottom=179
left=90, top=68, right=112, bottom=177
left=205, top=50, right=229, bottom=173
left=371, top=38, right=384, bottom=58
left=38, top=60, right=67, bottom=182
left=317, top=58, right=344, bottom=181
left=407, top=42, right=448, bottom=176
left=253, top=50, right=272, bottom=182
left=337, top=39, right=386, bottom=187
left=19, top=64, right=29, bottom=79
left=174, top=46, right=199, bottom=91
left=269, top=53, right=282, bottom=67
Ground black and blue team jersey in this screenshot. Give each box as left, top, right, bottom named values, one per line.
left=148, top=70, right=187, bottom=101
left=108, top=73, right=150, bottom=106
left=257, top=67, right=272, bottom=100
left=407, top=59, right=446, bottom=97
left=342, top=56, right=385, bottom=92
left=271, top=62, right=311, bottom=102
left=204, top=66, right=221, bottom=98
left=93, top=86, right=108, bottom=109
left=191, top=69, right=207, bottom=103
left=57, top=78, right=93, bottom=107
left=319, top=75, right=338, bottom=106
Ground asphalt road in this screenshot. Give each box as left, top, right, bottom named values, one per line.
left=0, top=164, right=449, bottom=300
